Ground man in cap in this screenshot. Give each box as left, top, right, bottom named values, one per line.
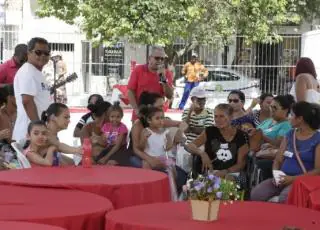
left=178, top=53, right=208, bottom=110
left=182, top=86, right=213, bottom=144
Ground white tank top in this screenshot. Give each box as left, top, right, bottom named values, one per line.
left=144, top=128, right=173, bottom=158
left=290, top=83, right=320, bottom=104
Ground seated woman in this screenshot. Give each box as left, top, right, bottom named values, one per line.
left=41, top=103, right=82, bottom=164
left=246, top=93, right=273, bottom=127
left=251, top=102, right=320, bottom=203
left=80, top=101, right=112, bottom=163
left=24, top=121, right=61, bottom=167
left=0, top=85, right=16, bottom=164
left=228, top=90, right=255, bottom=130
left=186, top=103, right=249, bottom=187
left=73, top=94, right=104, bottom=137
left=249, top=95, right=294, bottom=180
left=250, top=95, right=294, bottom=152
left=94, top=102, right=130, bottom=166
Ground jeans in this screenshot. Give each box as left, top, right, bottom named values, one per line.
left=129, top=156, right=187, bottom=193
left=250, top=178, right=292, bottom=203
left=178, top=81, right=199, bottom=110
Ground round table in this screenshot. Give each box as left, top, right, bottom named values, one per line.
left=310, top=190, right=320, bottom=211
left=0, top=185, right=113, bottom=230
left=0, top=166, right=170, bottom=209
left=105, top=201, right=320, bottom=230
left=287, top=176, right=320, bottom=208
left=0, top=221, right=66, bottom=230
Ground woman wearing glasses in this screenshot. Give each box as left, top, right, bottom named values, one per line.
left=248, top=95, right=294, bottom=180
left=228, top=90, right=255, bottom=131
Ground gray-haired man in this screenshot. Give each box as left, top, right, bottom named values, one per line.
left=127, top=46, right=174, bottom=121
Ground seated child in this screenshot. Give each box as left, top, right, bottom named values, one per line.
left=24, top=121, right=61, bottom=167
left=95, top=102, right=129, bottom=165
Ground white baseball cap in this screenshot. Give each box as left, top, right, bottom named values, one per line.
left=190, top=86, right=206, bottom=98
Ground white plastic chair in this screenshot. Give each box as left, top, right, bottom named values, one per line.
left=11, top=142, right=32, bottom=169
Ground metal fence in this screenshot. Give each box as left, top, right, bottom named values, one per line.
left=0, top=29, right=301, bottom=98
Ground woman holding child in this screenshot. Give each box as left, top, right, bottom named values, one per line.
left=80, top=100, right=130, bottom=165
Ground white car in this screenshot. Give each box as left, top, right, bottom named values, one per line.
left=171, top=68, right=260, bottom=109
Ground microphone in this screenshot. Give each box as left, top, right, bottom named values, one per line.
left=158, top=64, right=167, bottom=84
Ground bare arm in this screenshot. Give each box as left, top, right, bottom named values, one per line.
left=73, top=127, right=81, bottom=138
left=26, top=146, right=55, bottom=166
left=295, top=75, right=308, bottom=102
left=273, top=138, right=288, bottom=170
left=185, top=131, right=207, bottom=156
left=162, top=82, right=173, bottom=99
left=132, top=123, right=152, bottom=161
left=262, top=134, right=283, bottom=147
left=48, top=136, right=80, bottom=154
left=22, top=94, right=39, bottom=121
left=201, top=65, right=209, bottom=78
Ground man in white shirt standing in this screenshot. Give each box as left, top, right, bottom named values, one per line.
left=13, top=37, right=52, bottom=142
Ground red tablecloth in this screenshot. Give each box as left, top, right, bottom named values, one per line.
left=287, top=176, right=320, bottom=208
left=0, top=166, right=170, bottom=209
left=309, top=190, right=320, bottom=211
left=0, top=185, right=113, bottom=230
left=0, top=221, right=66, bottom=230
left=105, top=201, right=320, bottom=230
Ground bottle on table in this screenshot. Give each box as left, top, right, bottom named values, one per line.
left=82, top=137, right=92, bottom=168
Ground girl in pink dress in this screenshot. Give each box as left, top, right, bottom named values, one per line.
left=95, top=102, right=129, bottom=165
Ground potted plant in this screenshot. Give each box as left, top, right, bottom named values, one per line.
left=182, top=173, right=244, bottom=221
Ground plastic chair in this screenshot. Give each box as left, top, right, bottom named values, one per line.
left=11, top=142, right=31, bottom=169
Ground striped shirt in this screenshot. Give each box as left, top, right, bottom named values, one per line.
left=182, top=108, right=214, bottom=143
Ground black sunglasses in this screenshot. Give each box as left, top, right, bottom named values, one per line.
left=153, top=56, right=165, bottom=61
left=228, top=99, right=240, bottom=103
left=32, top=50, right=50, bottom=57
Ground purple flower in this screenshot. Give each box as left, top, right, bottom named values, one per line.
left=208, top=174, right=215, bottom=180
left=216, top=191, right=223, bottom=199
left=207, top=187, right=213, bottom=193
left=213, top=177, right=221, bottom=189
left=194, top=182, right=205, bottom=191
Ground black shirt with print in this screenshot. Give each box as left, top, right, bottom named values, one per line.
left=203, top=126, right=248, bottom=170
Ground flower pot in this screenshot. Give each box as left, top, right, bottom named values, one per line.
left=190, top=200, right=220, bottom=221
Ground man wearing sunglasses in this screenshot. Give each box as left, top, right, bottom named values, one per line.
left=127, top=45, right=173, bottom=121
left=178, top=53, right=208, bottom=110
left=12, top=37, right=52, bottom=142
left=0, top=44, right=28, bottom=86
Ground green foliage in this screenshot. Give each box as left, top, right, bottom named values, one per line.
left=37, top=0, right=320, bottom=46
